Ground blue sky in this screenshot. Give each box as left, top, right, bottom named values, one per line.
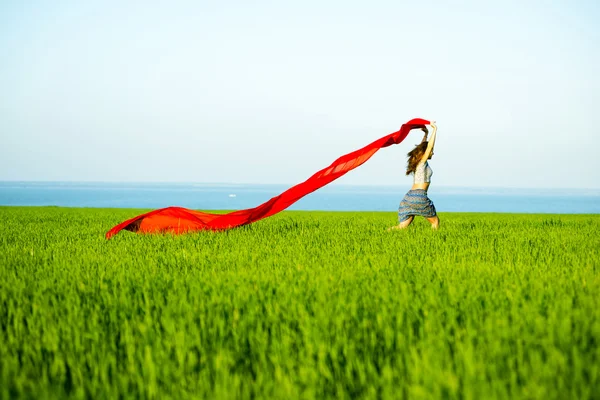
left=1, top=0, right=598, bottom=188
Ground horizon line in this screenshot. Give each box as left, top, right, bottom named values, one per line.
left=1, top=180, right=599, bottom=192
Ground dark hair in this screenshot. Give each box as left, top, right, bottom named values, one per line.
left=406, top=141, right=428, bottom=175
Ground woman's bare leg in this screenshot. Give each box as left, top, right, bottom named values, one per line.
left=426, top=215, right=440, bottom=230
left=389, top=215, right=414, bottom=230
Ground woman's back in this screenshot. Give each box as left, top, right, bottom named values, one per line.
left=413, top=161, right=433, bottom=184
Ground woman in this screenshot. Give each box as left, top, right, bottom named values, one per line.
left=390, top=121, right=439, bottom=230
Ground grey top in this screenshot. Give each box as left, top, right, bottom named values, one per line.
left=413, top=161, right=433, bottom=184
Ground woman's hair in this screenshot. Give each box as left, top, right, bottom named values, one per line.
left=406, top=141, right=428, bottom=175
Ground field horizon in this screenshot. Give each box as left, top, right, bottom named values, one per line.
left=1, top=207, right=599, bottom=399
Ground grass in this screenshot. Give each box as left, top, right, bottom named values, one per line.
left=0, top=206, right=599, bottom=399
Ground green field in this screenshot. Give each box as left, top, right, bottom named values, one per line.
left=1, top=207, right=599, bottom=399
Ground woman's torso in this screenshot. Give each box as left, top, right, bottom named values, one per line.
left=411, top=161, right=432, bottom=191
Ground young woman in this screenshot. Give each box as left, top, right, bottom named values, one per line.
left=390, top=121, right=439, bottom=230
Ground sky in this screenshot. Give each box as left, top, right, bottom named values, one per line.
left=1, top=0, right=599, bottom=189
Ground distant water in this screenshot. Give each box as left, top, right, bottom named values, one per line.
left=0, top=182, right=599, bottom=214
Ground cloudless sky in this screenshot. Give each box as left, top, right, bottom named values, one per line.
left=1, top=0, right=599, bottom=188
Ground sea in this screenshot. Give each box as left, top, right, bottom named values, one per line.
left=0, top=182, right=599, bottom=214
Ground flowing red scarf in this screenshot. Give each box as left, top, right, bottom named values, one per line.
left=106, top=118, right=429, bottom=239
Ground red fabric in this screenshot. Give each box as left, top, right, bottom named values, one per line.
left=106, top=118, right=429, bottom=239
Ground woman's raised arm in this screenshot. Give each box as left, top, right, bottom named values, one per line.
left=419, top=122, right=437, bottom=164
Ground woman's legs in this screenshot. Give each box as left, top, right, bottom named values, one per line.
left=426, top=215, right=440, bottom=230
left=400, top=215, right=415, bottom=228
left=389, top=215, right=414, bottom=230
left=390, top=215, right=439, bottom=230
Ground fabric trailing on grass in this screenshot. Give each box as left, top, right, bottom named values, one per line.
left=105, top=118, right=430, bottom=239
